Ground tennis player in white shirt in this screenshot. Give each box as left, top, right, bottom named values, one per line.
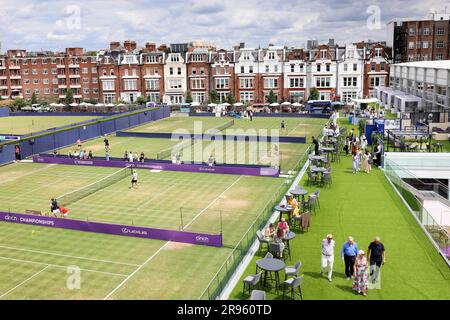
left=321, top=234, right=335, bottom=282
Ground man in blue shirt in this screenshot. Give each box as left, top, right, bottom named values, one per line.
left=340, top=236, right=359, bottom=280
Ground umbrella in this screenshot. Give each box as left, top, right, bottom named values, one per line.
left=270, top=103, right=280, bottom=107
left=221, top=102, right=231, bottom=107
left=49, top=103, right=59, bottom=107
left=281, top=101, right=291, bottom=106
left=116, top=103, right=125, bottom=107
left=190, top=102, right=200, bottom=107
left=85, top=103, right=94, bottom=107
left=69, top=103, right=79, bottom=107
left=94, top=103, right=105, bottom=107
left=106, top=103, right=115, bottom=107
left=79, top=102, right=88, bottom=107
left=292, top=102, right=302, bottom=107
left=208, top=103, right=217, bottom=107
left=233, top=102, right=243, bottom=107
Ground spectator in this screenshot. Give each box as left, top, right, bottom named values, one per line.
left=353, top=250, right=369, bottom=296
left=362, top=150, right=372, bottom=173
left=88, top=150, right=93, bottom=160
left=341, top=236, right=359, bottom=280
left=277, top=218, right=290, bottom=237
left=123, top=151, right=128, bottom=161
left=321, top=234, right=335, bottom=282
left=139, top=152, right=145, bottom=163
left=312, top=136, right=320, bottom=155
left=264, top=223, right=276, bottom=240
left=105, top=150, right=110, bottom=161
left=367, top=237, right=386, bottom=285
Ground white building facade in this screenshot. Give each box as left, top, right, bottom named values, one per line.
left=163, top=52, right=187, bottom=104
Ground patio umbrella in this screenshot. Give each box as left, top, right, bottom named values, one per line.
left=292, top=102, right=302, bottom=107
left=94, top=103, right=105, bottom=107
left=69, top=103, right=79, bottom=107
left=49, top=103, right=59, bottom=107
left=116, top=103, right=125, bottom=107
left=84, top=103, right=94, bottom=107
left=221, top=102, right=231, bottom=107
left=270, top=103, right=280, bottom=107
left=233, top=102, right=244, bottom=107
left=106, top=103, right=115, bottom=107
left=208, top=103, right=217, bottom=107
left=79, top=102, right=88, bottom=107
left=281, top=101, right=291, bottom=106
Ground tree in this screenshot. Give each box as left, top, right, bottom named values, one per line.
left=31, top=92, right=38, bottom=105
left=209, top=90, right=219, bottom=104
left=13, top=97, right=27, bottom=109
left=226, top=92, right=236, bottom=105
left=65, top=89, right=74, bottom=105
left=266, top=90, right=277, bottom=104
left=185, top=91, right=193, bottom=104
left=308, top=87, right=319, bottom=101
left=136, top=95, right=146, bottom=105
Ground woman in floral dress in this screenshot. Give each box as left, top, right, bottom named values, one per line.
left=353, top=250, right=369, bottom=296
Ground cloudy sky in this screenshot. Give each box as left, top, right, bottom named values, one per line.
left=0, top=0, right=447, bottom=52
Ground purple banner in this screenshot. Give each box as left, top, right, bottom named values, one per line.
left=0, top=211, right=223, bottom=247
left=32, top=155, right=280, bottom=177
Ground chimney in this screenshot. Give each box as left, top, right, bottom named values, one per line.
left=124, top=40, right=137, bottom=52
left=145, top=42, right=156, bottom=51
left=110, top=41, right=120, bottom=51
left=158, top=44, right=167, bottom=52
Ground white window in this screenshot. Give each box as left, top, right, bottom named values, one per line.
left=168, top=79, right=182, bottom=89
left=265, top=65, right=269, bottom=72
left=218, top=91, right=229, bottom=102
left=32, top=59, right=37, bottom=65
left=290, top=65, right=295, bottom=72
left=124, top=79, right=137, bottom=90
left=93, top=88, right=99, bottom=94
left=436, top=27, right=444, bottom=35
left=416, top=41, right=421, bottom=49
left=92, top=77, right=98, bottom=84
left=315, top=77, right=330, bottom=87
left=33, top=79, right=39, bottom=84
left=342, top=91, right=357, bottom=103
left=239, top=78, right=253, bottom=89
left=192, top=92, right=205, bottom=103
left=42, top=69, right=48, bottom=75
left=82, top=67, right=88, bottom=74
left=23, top=69, right=29, bottom=75
left=170, top=54, right=180, bottom=62
left=320, top=50, right=327, bottom=59
left=24, top=79, right=30, bottom=84
left=51, top=58, right=57, bottom=64
left=191, top=79, right=205, bottom=89
left=146, top=79, right=159, bottom=90
left=215, top=78, right=229, bottom=89
left=263, top=78, right=278, bottom=89
left=219, top=53, right=225, bottom=61
left=169, top=95, right=183, bottom=104
left=192, top=54, right=203, bottom=62
left=243, top=53, right=251, bottom=60
left=317, top=64, right=321, bottom=72
left=52, top=68, right=57, bottom=75
left=274, top=65, right=278, bottom=72
left=34, top=89, right=40, bottom=94
left=268, top=52, right=275, bottom=60
left=53, top=88, right=59, bottom=94
left=146, top=56, right=157, bottom=63
left=423, top=28, right=429, bottom=35
left=375, top=48, right=382, bottom=57
left=83, top=77, right=89, bottom=83
left=83, top=88, right=89, bottom=94
left=352, top=64, right=357, bottom=71
left=154, top=68, right=158, bottom=75
left=436, top=41, right=444, bottom=48
left=249, top=66, right=253, bottom=73
left=92, top=67, right=97, bottom=73
left=25, top=89, right=31, bottom=94
left=53, top=79, right=58, bottom=85
left=102, top=80, right=115, bottom=91
left=146, top=92, right=159, bottom=102
left=343, top=64, right=348, bottom=72
left=43, top=79, right=49, bottom=84
left=289, top=77, right=304, bottom=88
left=408, top=42, right=414, bottom=49
left=124, top=55, right=136, bottom=64
left=32, top=69, right=38, bottom=75
left=104, top=93, right=115, bottom=103
left=240, top=91, right=253, bottom=102
left=343, top=77, right=357, bottom=87
left=423, top=41, right=428, bottom=49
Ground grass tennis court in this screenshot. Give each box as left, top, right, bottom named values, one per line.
left=0, top=116, right=101, bottom=135
left=0, top=115, right=326, bottom=299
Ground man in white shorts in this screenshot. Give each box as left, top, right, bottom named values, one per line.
left=321, top=234, right=335, bottom=282
left=130, top=170, right=138, bottom=189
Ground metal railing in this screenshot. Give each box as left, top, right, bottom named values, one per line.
left=384, top=158, right=450, bottom=265
left=197, top=147, right=310, bottom=300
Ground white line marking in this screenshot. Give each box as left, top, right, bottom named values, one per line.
left=0, top=245, right=140, bottom=267
left=103, top=175, right=243, bottom=300
left=0, top=265, right=50, bottom=299
left=183, top=175, right=243, bottom=230
left=103, top=242, right=170, bottom=300
left=0, top=164, right=56, bottom=186
left=0, top=256, right=128, bottom=277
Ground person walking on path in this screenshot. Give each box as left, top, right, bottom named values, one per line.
left=367, top=237, right=386, bottom=285
left=341, top=236, right=359, bottom=280
left=321, top=234, right=335, bottom=282
left=362, top=150, right=372, bottom=173
left=352, top=250, right=369, bottom=296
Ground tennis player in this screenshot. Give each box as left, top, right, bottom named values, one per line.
left=59, top=206, right=69, bottom=218
left=130, top=169, right=138, bottom=189
left=76, top=138, right=82, bottom=149
left=104, top=136, right=110, bottom=151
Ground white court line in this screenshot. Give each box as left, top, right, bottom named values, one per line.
left=0, top=245, right=140, bottom=267
left=0, top=265, right=50, bottom=299
left=0, top=256, right=128, bottom=277
left=103, top=175, right=244, bottom=300
left=0, top=164, right=56, bottom=186
left=183, top=175, right=243, bottom=230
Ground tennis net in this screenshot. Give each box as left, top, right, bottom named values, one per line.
left=56, top=166, right=131, bottom=206
left=213, top=119, right=235, bottom=132
left=156, top=138, right=197, bottom=160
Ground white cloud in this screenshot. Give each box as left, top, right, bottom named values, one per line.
left=0, top=0, right=447, bottom=52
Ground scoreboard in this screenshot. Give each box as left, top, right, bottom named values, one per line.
left=0, top=135, right=20, bottom=141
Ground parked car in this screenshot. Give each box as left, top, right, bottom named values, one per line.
left=31, top=104, right=42, bottom=112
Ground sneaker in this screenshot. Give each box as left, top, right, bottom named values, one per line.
left=328, top=278, right=332, bottom=282
left=346, top=277, right=350, bottom=280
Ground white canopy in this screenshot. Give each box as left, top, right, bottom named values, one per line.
left=94, top=103, right=105, bottom=107
left=79, top=102, right=88, bottom=107
left=281, top=101, right=291, bottom=106
left=270, top=103, right=280, bottom=107
left=69, top=103, right=79, bottom=107
left=292, top=102, right=302, bottom=107
left=208, top=103, right=217, bottom=107
left=190, top=102, right=200, bottom=107
left=351, top=98, right=379, bottom=104
left=221, top=102, right=231, bottom=107
left=106, top=103, right=115, bottom=107
left=49, top=103, right=59, bottom=107
left=233, top=102, right=244, bottom=107
left=116, top=103, right=126, bottom=107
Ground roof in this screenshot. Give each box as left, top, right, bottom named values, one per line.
left=394, top=60, right=450, bottom=70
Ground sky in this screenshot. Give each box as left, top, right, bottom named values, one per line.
left=0, top=0, right=448, bottom=52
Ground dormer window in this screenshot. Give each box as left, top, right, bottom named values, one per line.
left=219, top=53, right=225, bottom=61
left=268, top=52, right=275, bottom=60
left=320, top=50, right=327, bottom=60
left=146, top=56, right=157, bottom=63
left=192, top=54, right=203, bottom=62
left=171, top=54, right=180, bottom=62
left=375, top=48, right=382, bottom=57
left=243, top=53, right=250, bottom=60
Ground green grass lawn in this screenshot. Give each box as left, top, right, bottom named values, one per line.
left=128, top=116, right=231, bottom=134
left=230, top=151, right=450, bottom=300
left=0, top=116, right=101, bottom=135
left=0, top=162, right=287, bottom=299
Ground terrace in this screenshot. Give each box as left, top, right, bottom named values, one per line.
left=228, top=130, right=450, bottom=300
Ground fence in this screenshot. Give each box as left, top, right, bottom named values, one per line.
left=384, top=158, right=450, bottom=265
left=0, top=107, right=9, bottom=117
left=198, top=146, right=310, bottom=300
left=0, top=106, right=170, bottom=165
left=188, top=112, right=331, bottom=119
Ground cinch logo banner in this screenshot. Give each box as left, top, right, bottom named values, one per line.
left=195, top=235, right=210, bottom=243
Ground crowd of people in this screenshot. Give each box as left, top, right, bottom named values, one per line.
left=263, top=218, right=291, bottom=258
left=343, top=128, right=382, bottom=174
